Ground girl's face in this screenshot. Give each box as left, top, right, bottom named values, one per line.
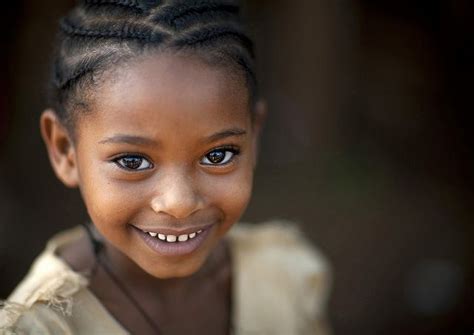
left=44, top=53, right=263, bottom=279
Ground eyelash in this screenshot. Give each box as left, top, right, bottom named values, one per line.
left=111, top=146, right=241, bottom=171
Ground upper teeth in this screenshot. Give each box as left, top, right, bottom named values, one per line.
left=147, top=229, right=203, bottom=242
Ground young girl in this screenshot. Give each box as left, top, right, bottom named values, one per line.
left=1, top=1, right=331, bottom=334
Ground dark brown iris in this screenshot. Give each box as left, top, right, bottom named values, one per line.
left=207, top=150, right=225, bottom=164
left=121, top=156, right=143, bottom=169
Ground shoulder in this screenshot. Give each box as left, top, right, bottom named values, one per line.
left=0, top=267, right=86, bottom=334
left=227, top=220, right=332, bottom=335
left=227, top=220, right=331, bottom=288
left=0, top=301, right=75, bottom=335
left=1, top=227, right=88, bottom=334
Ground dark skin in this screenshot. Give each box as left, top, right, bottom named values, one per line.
left=58, top=231, right=232, bottom=334
left=41, top=53, right=265, bottom=334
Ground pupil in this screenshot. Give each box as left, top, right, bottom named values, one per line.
left=123, top=157, right=142, bottom=169
left=208, top=150, right=225, bottom=163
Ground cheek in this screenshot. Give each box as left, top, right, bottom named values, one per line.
left=78, top=164, right=145, bottom=234
left=203, top=166, right=253, bottom=226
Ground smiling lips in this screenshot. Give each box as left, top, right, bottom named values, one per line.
left=135, top=224, right=213, bottom=256
left=145, top=229, right=204, bottom=243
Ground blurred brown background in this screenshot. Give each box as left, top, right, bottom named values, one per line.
left=1, top=1, right=473, bottom=334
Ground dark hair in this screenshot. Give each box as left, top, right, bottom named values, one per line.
left=49, top=0, right=257, bottom=132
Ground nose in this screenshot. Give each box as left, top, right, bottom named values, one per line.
left=150, top=168, right=203, bottom=219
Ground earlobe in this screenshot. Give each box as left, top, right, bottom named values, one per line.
left=251, top=99, right=267, bottom=169
left=40, top=109, right=79, bottom=188
left=253, top=100, right=267, bottom=134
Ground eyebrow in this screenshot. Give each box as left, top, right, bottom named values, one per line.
left=99, top=135, right=159, bottom=146
left=204, top=128, right=247, bottom=143
left=98, top=128, right=247, bottom=146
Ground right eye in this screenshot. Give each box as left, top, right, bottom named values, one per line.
left=113, top=155, right=153, bottom=171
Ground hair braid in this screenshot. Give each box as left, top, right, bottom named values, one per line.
left=49, top=0, right=257, bottom=131
left=59, top=17, right=156, bottom=41
left=152, top=3, right=239, bottom=29
left=172, top=23, right=253, bottom=53
left=54, top=58, right=96, bottom=90
left=83, top=0, right=144, bottom=11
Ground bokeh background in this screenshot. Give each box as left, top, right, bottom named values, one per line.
left=1, top=1, right=473, bottom=334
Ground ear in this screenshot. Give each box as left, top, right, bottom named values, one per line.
left=251, top=99, right=267, bottom=169
left=40, top=109, right=79, bottom=188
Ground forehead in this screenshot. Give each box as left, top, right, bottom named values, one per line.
left=76, top=52, right=250, bottom=141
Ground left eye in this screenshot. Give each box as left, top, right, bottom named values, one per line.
left=200, top=148, right=238, bottom=165
left=114, top=155, right=153, bottom=171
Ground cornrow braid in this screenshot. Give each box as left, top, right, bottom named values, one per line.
left=49, top=0, right=257, bottom=132
left=59, top=17, right=159, bottom=42
left=83, top=0, right=145, bottom=12
left=152, top=2, right=239, bottom=29
left=172, top=23, right=253, bottom=54
left=53, top=55, right=106, bottom=90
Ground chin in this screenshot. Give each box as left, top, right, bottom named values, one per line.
left=142, top=257, right=206, bottom=279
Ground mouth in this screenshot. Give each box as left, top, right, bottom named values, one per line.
left=146, top=229, right=202, bottom=242
left=131, top=224, right=214, bottom=257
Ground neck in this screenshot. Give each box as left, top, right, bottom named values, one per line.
left=100, top=236, right=229, bottom=297
left=61, top=224, right=234, bottom=334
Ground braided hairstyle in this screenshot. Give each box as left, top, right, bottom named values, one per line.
left=50, top=0, right=257, bottom=133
